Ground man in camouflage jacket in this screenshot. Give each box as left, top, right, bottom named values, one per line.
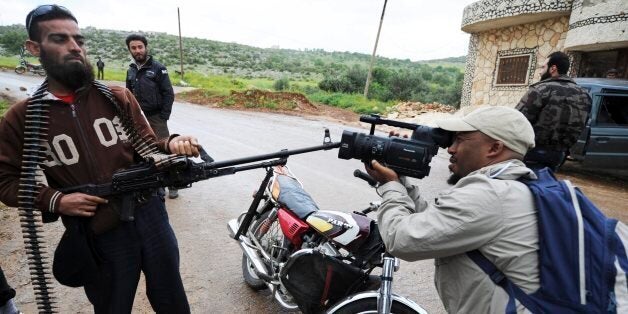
left=516, top=51, right=591, bottom=170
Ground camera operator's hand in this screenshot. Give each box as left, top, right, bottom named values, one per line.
left=365, top=160, right=399, bottom=185
left=389, top=130, right=409, bottom=138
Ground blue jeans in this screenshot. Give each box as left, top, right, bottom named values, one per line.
left=0, top=266, right=16, bottom=306
left=84, top=196, right=189, bottom=314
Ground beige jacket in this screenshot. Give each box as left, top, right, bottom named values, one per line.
left=376, top=160, right=540, bottom=313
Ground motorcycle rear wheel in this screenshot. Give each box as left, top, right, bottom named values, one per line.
left=329, top=297, right=420, bottom=314
left=241, top=252, right=265, bottom=290
left=15, top=66, right=26, bottom=74
left=241, top=208, right=285, bottom=290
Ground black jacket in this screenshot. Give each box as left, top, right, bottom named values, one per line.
left=126, top=56, right=174, bottom=120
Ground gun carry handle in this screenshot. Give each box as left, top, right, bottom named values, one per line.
left=199, top=146, right=214, bottom=163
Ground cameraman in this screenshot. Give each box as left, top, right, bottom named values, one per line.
left=366, top=106, right=539, bottom=313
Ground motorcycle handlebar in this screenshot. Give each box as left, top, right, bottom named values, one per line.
left=361, top=201, right=381, bottom=215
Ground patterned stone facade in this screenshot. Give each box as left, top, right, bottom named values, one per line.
left=460, top=0, right=628, bottom=107
left=565, top=0, right=628, bottom=51
left=462, top=16, right=569, bottom=107
left=462, top=0, right=572, bottom=32
left=460, top=34, right=479, bottom=108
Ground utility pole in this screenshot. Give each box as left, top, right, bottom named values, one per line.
left=364, top=0, right=387, bottom=98
left=177, top=7, right=184, bottom=81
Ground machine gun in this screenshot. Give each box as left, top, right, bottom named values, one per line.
left=60, top=131, right=340, bottom=222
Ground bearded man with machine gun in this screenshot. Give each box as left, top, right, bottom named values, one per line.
left=0, top=7, right=342, bottom=308
left=0, top=5, right=200, bottom=313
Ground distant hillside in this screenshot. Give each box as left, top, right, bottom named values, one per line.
left=0, top=24, right=465, bottom=80
left=421, top=56, right=466, bottom=63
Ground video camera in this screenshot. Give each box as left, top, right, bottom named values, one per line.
left=338, top=114, right=454, bottom=179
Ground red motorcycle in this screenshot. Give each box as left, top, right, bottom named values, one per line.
left=228, top=164, right=426, bottom=314
left=15, top=48, right=46, bottom=76
left=15, top=58, right=46, bottom=76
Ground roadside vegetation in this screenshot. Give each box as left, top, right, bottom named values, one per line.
left=0, top=98, right=9, bottom=117
left=0, top=24, right=465, bottom=114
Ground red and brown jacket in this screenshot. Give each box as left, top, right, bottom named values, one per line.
left=0, top=84, right=168, bottom=214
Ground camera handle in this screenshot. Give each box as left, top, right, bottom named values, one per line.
left=353, top=169, right=378, bottom=187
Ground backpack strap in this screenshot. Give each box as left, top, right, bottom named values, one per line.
left=466, top=250, right=541, bottom=313
left=564, top=179, right=587, bottom=305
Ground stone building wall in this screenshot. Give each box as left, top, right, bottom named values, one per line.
left=566, top=0, right=628, bottom=51
left=465, top=16, right=569, bottom=107
left=462, top=0, right=573, bottom=32
left=460, top=34, right=479, bottom=108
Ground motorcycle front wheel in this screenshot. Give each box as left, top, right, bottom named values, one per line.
left=241, top=207, right=285, bottom=290
left=328, top=297, right=421, bottom=314
left=15, top=66, right=26, bottom=74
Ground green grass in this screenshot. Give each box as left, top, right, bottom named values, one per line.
left=421, top=61, right=465, bottom=70
left=0, top=99, right=9, bottom=117
left=175, top=73, right=250, bottom=96
left=0, top=56, right=27, bottom=70
left=100, top=68, right=127, bottom=82
left=307, top=91, right=392, bottom=114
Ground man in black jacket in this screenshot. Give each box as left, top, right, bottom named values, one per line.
left=125, top=34, right=179, bottom=198
left=96, top=56, right=104, bottom=80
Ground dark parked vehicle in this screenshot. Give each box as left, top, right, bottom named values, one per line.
left=570, top=78, right=628, bottom=169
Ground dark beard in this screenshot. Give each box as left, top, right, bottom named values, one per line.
left=540, top=67, right=551, bottom=80
left=133, top=52, right=147, bottom=63
left=40, top=49, right=94, bottom=92
left=447, top=173, right=462, bottom=185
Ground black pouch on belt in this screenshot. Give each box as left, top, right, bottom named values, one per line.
left=53, top=216, right=104, bottom=287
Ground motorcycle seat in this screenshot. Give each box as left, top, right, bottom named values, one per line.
left=272, top=174, right=319, bottom=219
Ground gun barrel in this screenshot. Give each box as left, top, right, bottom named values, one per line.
left=205, top=142, right=341, bottom=169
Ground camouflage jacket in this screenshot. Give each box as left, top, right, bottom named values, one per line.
left=516, top=75, right=591, bottom=151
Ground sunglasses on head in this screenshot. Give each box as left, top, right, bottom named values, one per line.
left=26, top=4, right=76, bottom=34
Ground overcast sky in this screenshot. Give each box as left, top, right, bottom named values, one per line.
left=1, top=0, right=477, bottom=61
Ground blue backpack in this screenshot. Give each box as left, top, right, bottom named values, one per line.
left=467, top=167, right=628, bottom=313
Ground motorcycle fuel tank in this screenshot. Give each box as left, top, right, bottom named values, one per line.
left=306, top=211, right=372, bottom=251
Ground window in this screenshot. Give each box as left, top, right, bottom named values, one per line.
left=495, top=55, right=531, bottom=85
left=596, top=95, right=628, bottom=126
left=577, top=48, right=628, bottom=79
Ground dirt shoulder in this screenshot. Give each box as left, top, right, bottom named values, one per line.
left=176, top=89, right=362, bottom=127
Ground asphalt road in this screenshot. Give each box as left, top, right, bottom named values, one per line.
left=0, top=71, right=449, bottom=313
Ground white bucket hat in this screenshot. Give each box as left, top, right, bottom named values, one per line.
left=435, top=106, right=535, bottom=155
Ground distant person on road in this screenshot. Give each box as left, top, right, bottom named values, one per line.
left=515, top=51, right=591, bottom=171
left=124, top=34, right=179, bottom=199
left=366, top=106, right=539, bottom=313
left=0, top=5, right=198, bottom=313
left=96, top=56, right=104, bottom=80
left=606, top=68, right=619, bottom=79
